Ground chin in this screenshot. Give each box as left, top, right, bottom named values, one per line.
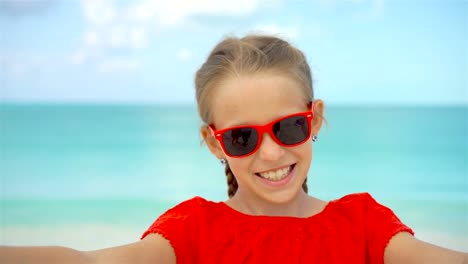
left=259, top=185, right=305, bottom=205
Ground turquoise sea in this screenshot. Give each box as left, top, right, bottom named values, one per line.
left=0, top=104, right=467, bottom=251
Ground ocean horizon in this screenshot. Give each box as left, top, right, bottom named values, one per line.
left=1, top=103, right=467, bottom=251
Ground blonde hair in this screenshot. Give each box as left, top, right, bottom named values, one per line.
left=195, top=34, right=314, bottom=198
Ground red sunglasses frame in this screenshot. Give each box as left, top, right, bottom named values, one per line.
left=209, top=104, right=314, bottom=158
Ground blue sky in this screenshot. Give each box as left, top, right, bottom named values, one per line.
left=1, top=0, right=466, bottom=105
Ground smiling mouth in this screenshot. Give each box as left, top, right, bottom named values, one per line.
left=255, top=164, right=296, bottom=181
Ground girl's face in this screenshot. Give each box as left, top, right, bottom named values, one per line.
left=204, top=72, right=323, bottom=205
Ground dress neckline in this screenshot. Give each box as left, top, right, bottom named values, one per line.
left=216, top=198, right=334, bottom=220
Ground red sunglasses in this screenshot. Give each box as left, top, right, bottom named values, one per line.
left=209, top=105, right=314, bottom=158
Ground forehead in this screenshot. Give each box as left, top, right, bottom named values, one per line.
left=211, top=72, right=307, bottom=129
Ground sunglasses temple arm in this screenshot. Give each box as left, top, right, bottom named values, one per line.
left=208, top=126, right=216, bottom=138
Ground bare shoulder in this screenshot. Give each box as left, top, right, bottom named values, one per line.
left=87, top=233, right=176, bottom=264
left=385, top=232, right=468, bottom=264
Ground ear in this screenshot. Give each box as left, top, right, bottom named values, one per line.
left=200, top=126, right=225, bottom=159
left=311, top=99, right=325, bottom=135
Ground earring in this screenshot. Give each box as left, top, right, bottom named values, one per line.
left=220, top=158, right=227, bottom=165
left=311, top=134, right=318, bottom=142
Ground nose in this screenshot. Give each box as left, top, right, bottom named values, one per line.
left=257, top=133, right=285, bottom=161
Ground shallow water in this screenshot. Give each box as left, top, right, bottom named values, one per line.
left=1, top=104, right=467, bottom=250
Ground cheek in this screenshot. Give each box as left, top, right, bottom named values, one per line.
left=226, top=158, right=253, bottom=179
left=296, top=142, right=313, bottom=159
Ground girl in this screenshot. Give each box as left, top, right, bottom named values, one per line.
left=1, top=34, right=466, bottom=263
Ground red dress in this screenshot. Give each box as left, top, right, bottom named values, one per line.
left=141, top=193, right=413, bottom=264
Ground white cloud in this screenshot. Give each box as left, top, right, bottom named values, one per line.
left=8, top=61, right=29, bottom=76
left=126, top=0, right=259, bottom=25
left=251, top=24, right=299, bottom=40
left=96, top=57, right=142, bottom=73
left=69, top=50, right=87, bottom=65
left=80, top=0, right=116, bottom=25
left=344, top=0, right=365, bottom=3
left=75, top=0, right=268, bottom=72
left=80, top=26, right=148, bottom=52
left=3, top=53, right=64, bottom=76
left=371, top=0, right=384, bottom=17
left=109, top=25, right=127, bottom=48
left=313, top=0, right=384, bottom=18
left=125, top=1, right=157, bottom=22
left=314, top=0, right=337, bottom=8
left=84, top=31, right=99, bottom=47
left=81, top=0, right=262, bottom=28
left=129, top=28, right=147, bottom=49
left=176, top=48, right=192, bottom=61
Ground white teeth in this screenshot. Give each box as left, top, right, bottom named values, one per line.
left=258, top=166, right=292, bottom=181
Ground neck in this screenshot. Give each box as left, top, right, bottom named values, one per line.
left=226, top=190, right=315, bottom=217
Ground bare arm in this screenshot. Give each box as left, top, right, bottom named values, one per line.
left=385, top=232, right=468, bottom=264
left=0, top=234, right=176, bottom=264
left=0, top=245, right=91, bottom=264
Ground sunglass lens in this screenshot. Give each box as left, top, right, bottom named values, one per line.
left=273, top=116, right=309, bottom=145
left=222, top=128, right=258, bottom=156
